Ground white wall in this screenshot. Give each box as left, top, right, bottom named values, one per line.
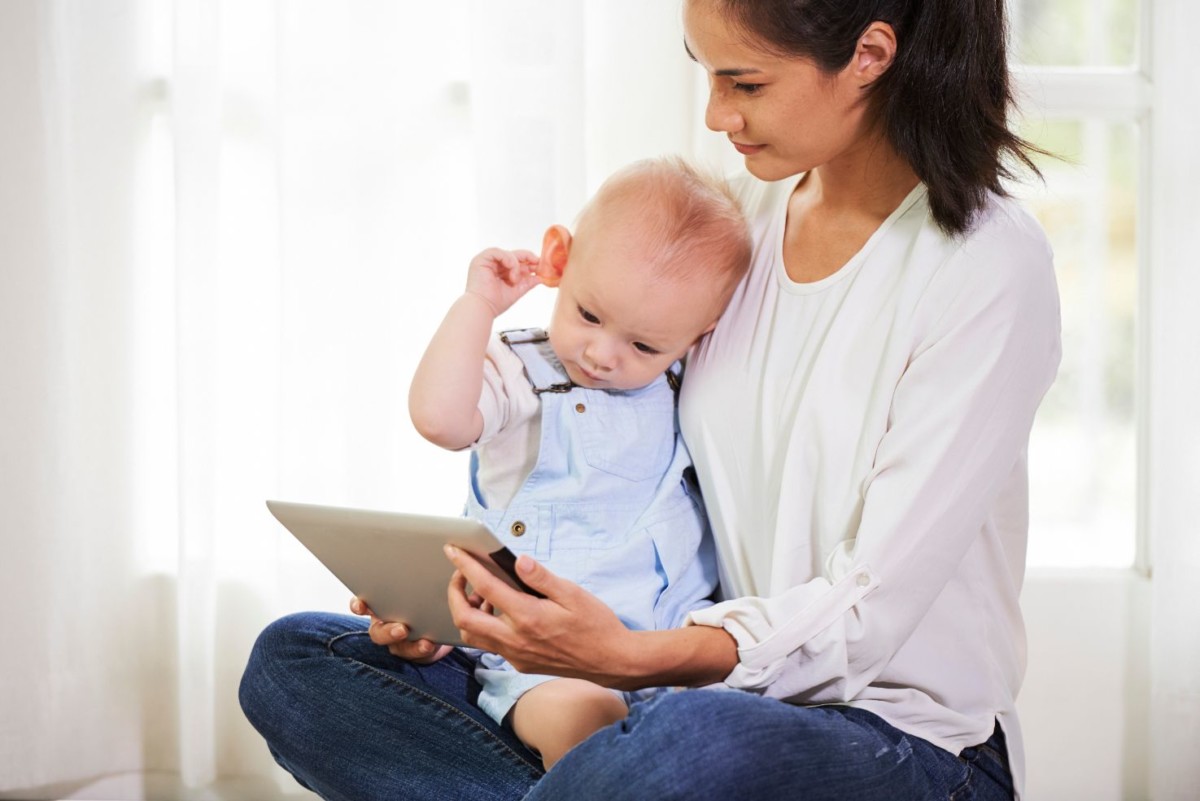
left=1019, top=571, right=1151, bottom=800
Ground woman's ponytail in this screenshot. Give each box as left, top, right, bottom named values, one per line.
left=872, top=0, right=1043, bottom=234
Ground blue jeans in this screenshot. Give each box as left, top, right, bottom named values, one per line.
left=239, top=612, right=1015, bottom=801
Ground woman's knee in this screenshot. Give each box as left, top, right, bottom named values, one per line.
left=243, top=611, right=331, bottom=679
left=623, top=689, right=793, bottom=771
left=532, top=691, right=923, bottom=801
left=238, top=611, right=358, bottom=731
left=531, top=690, right=769, bottom=800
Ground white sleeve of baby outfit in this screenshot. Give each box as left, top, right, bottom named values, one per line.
left=473, top=333, right=540, bottom=448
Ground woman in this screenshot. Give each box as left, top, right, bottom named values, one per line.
left=239, top=0, right=1060, bottom=799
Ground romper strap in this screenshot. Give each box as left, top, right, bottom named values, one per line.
left=498, top=327, right=548, bottom=346
left=500, top=327, right=684, bottom=396
left=499, top=327, right=576, bottom=394
left=665, top=366, right=681, bottom=394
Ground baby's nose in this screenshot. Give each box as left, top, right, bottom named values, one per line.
left=584, top=341, right=615, bottom=371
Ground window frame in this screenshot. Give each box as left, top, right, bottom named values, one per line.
left=1012, top=0, right=1153, bottom=573
left=1014, top=0, right=1200, bottom=796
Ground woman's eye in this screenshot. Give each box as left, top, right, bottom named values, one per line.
left=633, top=342, right=658, bottom=355
left=579, top=306, right=600, bottom=324
left=732, top=82, right=762, bottom=95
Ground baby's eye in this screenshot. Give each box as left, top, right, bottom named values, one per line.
left=578, top=306, right=600, bottom=324
left=633, top=342, right=659, bottom=355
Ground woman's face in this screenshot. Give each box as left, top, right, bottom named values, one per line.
left=682, top=0, right=874, bottom=181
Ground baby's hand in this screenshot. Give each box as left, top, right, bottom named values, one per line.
left=464, top=248, right=543, bottom=317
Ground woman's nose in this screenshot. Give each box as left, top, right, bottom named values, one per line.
left=704, top=83, right=742, bottom=133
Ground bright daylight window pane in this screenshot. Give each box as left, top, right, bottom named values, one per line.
left=1014, top=120, right=1138, bottom=568
left=1009, top=0, right=1139, bottom=66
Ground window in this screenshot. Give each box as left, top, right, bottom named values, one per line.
left=1009, top=0, right=1146, bottom=569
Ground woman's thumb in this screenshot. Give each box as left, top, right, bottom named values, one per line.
left=515, top=554, right=556, bottom=599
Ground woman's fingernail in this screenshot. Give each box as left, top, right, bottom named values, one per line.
left=418, top=641, right=433, bottom=654
left=444, top=544, right=459, bottom=559
left=391, top=625, right=407, bottom=638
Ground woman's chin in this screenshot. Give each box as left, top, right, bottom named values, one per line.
left=741, top=154, right=803, bottom=183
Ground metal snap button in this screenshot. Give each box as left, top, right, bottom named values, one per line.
left=510, top=521, right=526, bottom=537
left=575, top=403, right=586, bottom=413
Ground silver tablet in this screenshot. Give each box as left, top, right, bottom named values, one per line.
left=266, top=500, right=540, bottom=647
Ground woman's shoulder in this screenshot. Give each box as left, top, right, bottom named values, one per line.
left=917, top=191, right=1060, bottom=324
left=962, top=192, right=1053, bottom=262
left=952, top=193, right=1055, bottom=291
left=907, top=190, right=1052, bottom=283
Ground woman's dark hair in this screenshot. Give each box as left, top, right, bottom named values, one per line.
left=716, top=0, right=1045, bottom=236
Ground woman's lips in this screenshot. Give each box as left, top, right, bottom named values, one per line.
left=732, top=141, right=766, bottom=155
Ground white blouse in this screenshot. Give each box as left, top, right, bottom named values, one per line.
left=681, top=174, right=1061, bottom=798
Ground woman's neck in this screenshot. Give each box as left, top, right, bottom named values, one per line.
left=796, top=130, right=919, bottom=225
left=781, top=130, right=920, bottom=285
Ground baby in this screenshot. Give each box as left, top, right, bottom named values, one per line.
left=408, top=157, right=751, bottom=770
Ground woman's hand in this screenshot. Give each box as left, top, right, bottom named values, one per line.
left=444, top=545, right=642, bottom=689
left=349, top=597, right=454, bottom=665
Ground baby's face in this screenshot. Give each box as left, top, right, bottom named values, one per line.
left=548, top=230, right=725, bottom=392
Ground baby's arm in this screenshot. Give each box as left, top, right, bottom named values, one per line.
left=409, top=248, right=541, bottom=450
left=510, top=678, right=629, bottom=771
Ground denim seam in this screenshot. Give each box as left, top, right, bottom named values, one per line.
left=948, top=762, right=975, bottom=801
left=326, top=632, right=543, bottom=775
left=971, top=743, right=1006, bottom=766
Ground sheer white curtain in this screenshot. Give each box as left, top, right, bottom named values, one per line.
left=0, top=1, right=696, bottom=798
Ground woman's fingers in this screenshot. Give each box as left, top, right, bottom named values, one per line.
left=367, top=616, right=409, bottom=646
left=444, top=545, right=539, bottom=616
left=444, top=548, right=636, bottom=680
left=508, top=553, right=572, bottom=601
left=447, top=569, right=519, bottom=649
left=393, top=640, right=452, bottom=664
left=367, top=616, right=449, bottom=662
left=352, top=596, right=451, bottom=663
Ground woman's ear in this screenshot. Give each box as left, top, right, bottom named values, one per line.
left=853, top=21, right=897, bottom=85
left=538, top=225, right=571, bottom=287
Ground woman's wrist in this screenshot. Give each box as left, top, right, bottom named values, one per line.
left=608, top=624, right=739, bottom=692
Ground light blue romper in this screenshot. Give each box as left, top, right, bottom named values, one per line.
left=466, top=328, right=718, bottom=725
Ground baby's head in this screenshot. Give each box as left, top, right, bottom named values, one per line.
left=537, top=157, right=751, bottom=391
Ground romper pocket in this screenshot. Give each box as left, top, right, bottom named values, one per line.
left=573, top=388, right=676, bottom=482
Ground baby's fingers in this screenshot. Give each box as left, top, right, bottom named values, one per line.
left=499, top=253, right=538, bottom=285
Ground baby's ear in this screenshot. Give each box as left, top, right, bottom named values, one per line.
left=538, top=225, right=571, bottom=288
